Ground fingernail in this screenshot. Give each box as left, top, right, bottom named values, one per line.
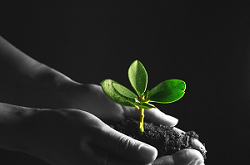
left=164, top=114, right=178, bottom=127
left=138, top=144, right=158, bottom=162
left=170, top=116, right=178, bottom=125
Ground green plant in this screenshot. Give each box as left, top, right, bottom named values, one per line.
left=100, top=60, right=186, bottom=135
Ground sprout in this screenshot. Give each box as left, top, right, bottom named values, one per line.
left=100, top=60, right=186, bottom=135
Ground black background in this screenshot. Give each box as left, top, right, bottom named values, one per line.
left=1, top=1, right=250, bottom=165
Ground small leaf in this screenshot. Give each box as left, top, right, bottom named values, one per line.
left=128, top=60, right=148, bottom=97
left=112, top=82, right=138, bottom=99
left=148, top=79, right=186, bottom=103
left=135, top=102, right=156, bottom=109
left=100, top=79, right=138, bottom=107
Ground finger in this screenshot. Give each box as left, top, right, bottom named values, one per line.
left=153, top=149, right=204, bottom=165
left=89, top=121, right=158, bottom=164
left=172, top=149, right=205, bottom=165
left=144, top=108, right=178, bottom=127
left=122, top=106, right=178, bottom=127
left=82, top=143, right=153, bottom=165
left=152, top=155, right=174, bottom=165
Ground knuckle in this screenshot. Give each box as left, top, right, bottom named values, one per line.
left=118, top=135, right=136, bottom=152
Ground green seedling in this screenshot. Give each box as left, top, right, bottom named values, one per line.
left=100, top=60, right=186, bottom=135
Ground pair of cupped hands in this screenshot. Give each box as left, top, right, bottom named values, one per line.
left=23, top=79, right=204, bottom=165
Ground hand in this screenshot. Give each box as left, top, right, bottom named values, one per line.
left=22, top=108, right=204, bottom=165
left=0, top=36, right=204, bottom=164
left=49, top=82, right=178, bottom=126
left=25, top=108, right=158, bottom=165
left=47, top=82, right=205, bottom=165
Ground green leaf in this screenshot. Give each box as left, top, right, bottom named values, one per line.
left=100, top=79, right=138, bottom=107
left=135, top=102, right=156, bottom=109
left=128, top=60, right=148, bottom=97
left=148, top=79, right=186, bottom=103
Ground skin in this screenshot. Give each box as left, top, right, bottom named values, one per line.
left=0, top=36, right=205, bottom=165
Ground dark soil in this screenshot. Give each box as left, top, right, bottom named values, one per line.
left=105, top=118, right=205, bottom=158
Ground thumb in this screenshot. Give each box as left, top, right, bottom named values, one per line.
left=172, top=149, right=205, bottom=165
left=91, top=123, right=158, bottom=163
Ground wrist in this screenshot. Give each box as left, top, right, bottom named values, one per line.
left=33, top=66, right=83, bottom=107
left=22, top=64, right=72, bottom=90
left=18, top=65, right=79, bottom=108
left=0, top=103, right=38, bottom=153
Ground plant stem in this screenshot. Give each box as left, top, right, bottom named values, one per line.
left=139, top=108, right=145, bottom=135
